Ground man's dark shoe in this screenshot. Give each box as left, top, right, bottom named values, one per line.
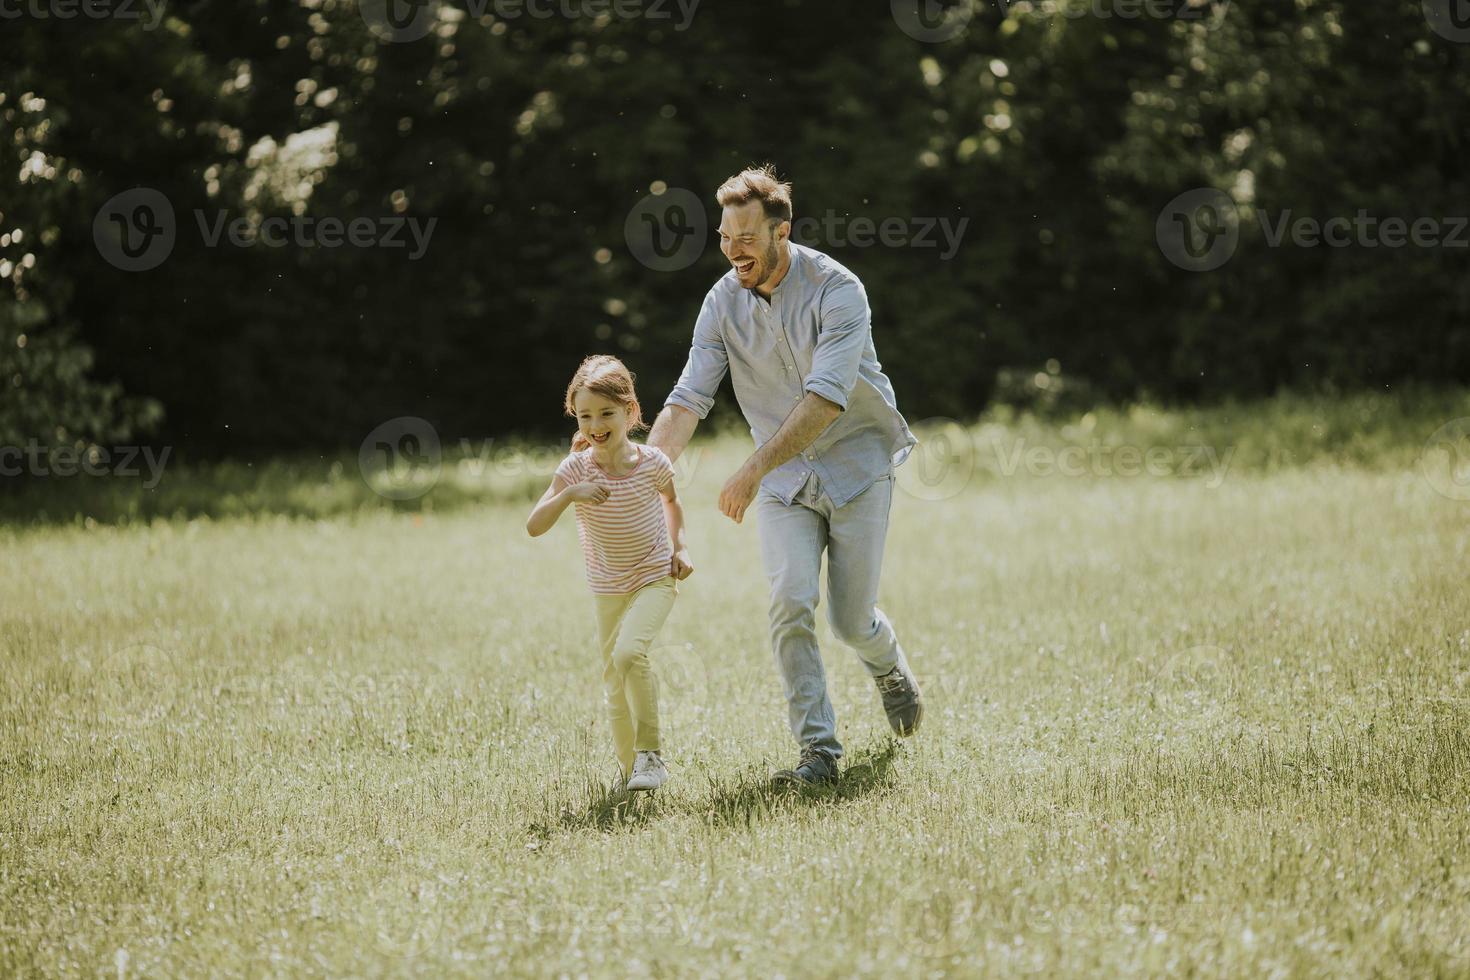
left=771, top=745, right=839, bottom=787
left=875, top=663, right=924, bottom=736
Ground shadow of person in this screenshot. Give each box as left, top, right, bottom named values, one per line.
left=530, top=741, right=905, bottom=840
left=700, top=739, right=903, bottom=829
left=531, top=774, right=661, bottom=837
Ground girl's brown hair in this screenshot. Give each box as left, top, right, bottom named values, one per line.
left=564, top=354, right=645, bottom=452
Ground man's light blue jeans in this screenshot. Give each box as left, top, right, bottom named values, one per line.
left=755, top=470, right=909, bottom=760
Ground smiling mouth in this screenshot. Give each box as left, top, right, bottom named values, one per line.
left=589, top=432, right=610, bottom=444
left=735, top=259, right=755, bottom=276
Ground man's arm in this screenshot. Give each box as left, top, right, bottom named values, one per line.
left=647, top=404, right=700, bottom=462
left=656, top=291, right=728, bottom=462
left=717, top=391, right=841, bottom=523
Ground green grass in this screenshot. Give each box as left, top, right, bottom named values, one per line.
left=3, top=390, right=1469, bottom=976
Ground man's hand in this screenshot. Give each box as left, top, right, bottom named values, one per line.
left=671, top=548, right=694, bottom=580
left=718, top=464, right=763, bottom=523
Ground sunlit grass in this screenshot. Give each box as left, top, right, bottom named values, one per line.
left=2, top=392, right=1468, bottom=975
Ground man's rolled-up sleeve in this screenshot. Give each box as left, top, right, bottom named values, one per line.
left=804, top=277, right=870, bottom=411
left=665, top=291, right=728, bottom=420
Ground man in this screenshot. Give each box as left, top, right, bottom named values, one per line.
left=647, top=165, right=924, bottom=786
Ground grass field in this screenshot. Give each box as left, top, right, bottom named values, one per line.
left=3, top=392, right=1470, bottom=976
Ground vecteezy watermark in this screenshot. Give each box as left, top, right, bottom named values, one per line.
left=1156, top=188, right=1240, bottom=272
left=1043, top=0, right=1229, bottom=24
left=1424, top=0, right=1470, bottom=43
left=896, top=418, right=977, bottom=502
left=361, top=0, right=700, bottom=43
left=1159, top=187, right=1470, bottom=272
left=895, top=879, right=980, bottom=960
left=624, top=185, right=707, bottom=272
left=1151, top=643, right=1233, bottom=719
left=623, top=189, right=968, bottom=270
left=897, top=418, right=1235, bottom=499
left=194, top=212, right=436, bottom=261
left=0, top=0, right=166, bottom=29
left=359, top=416, right=443, bottom=501
left=61, top=642, right=182, bottom=721
left=93, top=187, right=437, bottom=272
left=990, top=438, right=1235, bottom=487
left=367, top=867, right=447, bottom=960
left=93, top=188, right=176, bottom=272
left=0, top=441, right=171, bottom=489
left=891, top=0, right=1228, bottom=43
left=890, top=0, right=975, bottom=43
left=1420, top=417, right=1470, bottom=501
left=789, top=212, right=969, bottom=261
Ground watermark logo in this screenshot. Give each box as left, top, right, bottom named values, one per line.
left=896, top=418, right=976, bottom=501
left=1160, top=189, right=1470, bottom=272
left=895, top=418, right=1236, bottom=498
left=649, top=640, right=717, bottom=740
left=896, top=880, right=979, bottom=959
left=624, top=186, right=707, bottom=272
left=1157, top=187, right=1239, bottom=272
left=360, top=0, right=438, bottom=42
left=1255, top=210, right=1469, bottom=251
left=891, top=0, right=975, bottom=43
left=990, top=437, right=1234, bottom=487
left=894, top=0, right=1227, bottom=42
left=194, top=211, right=437, bottom=261
left=1152, top=644, right=1232, bottom=719
left=1421, top=417, right=1470, bottom=501
left=93, top=187, right=437, bottom=271
left=651, top=641, right=709, bottom=703
left=1425, top=0, right=1470, bottom=43
left=1057, top=0, right=1229, bottom=24
left=93, top=188, right=176, bottom=272
left=359, top=416, right=442, bottom=501
left=0, top=0, right=167, bottom=29
left=62, top=642, right=182, bottom=721
left=363, top=0, right=700, bottom=43
left=789, top=212, right=969, bottom=260
left=367, top=868, right=446, bottom=960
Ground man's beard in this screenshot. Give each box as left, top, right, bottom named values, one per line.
left=743, top=241, right=781, bottom=290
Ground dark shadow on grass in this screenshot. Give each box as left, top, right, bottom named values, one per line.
left=526, top=741, right=906, bottom=840
left=699, top=739, right=904, bottom=829
left=528, top=774, right=662, bottom=838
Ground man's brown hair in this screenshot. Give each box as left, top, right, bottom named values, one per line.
left=715, top=164, right=793, bottom=225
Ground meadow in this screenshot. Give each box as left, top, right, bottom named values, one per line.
left=3, top=390, right=1469, bottom=977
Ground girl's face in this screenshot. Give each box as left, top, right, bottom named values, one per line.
left=573, top=388, right=631, bottom=451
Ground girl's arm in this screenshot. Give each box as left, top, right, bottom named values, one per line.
left=527, top=475, right=607, bottom=537
left=660, top=481, right=694, bottom=579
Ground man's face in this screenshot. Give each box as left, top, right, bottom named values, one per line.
left=719, top=200, right=789, bottom=291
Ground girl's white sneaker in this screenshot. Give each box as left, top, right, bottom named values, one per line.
left=626, top=751, right=668, bottom=792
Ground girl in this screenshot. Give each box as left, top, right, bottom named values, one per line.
left=526, top=355, right=694, bottom=792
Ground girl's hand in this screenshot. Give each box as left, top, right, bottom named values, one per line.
left=671, top=548, right=694, bottom=580
left=564, top=481, right=610, bottom=504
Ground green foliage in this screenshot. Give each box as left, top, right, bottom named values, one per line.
left=2, top=0, right=1466, bottom=455
left=0, top=312, right=162, bottom=449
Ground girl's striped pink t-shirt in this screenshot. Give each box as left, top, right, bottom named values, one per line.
left=555, top=444, right=675, bottom=595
